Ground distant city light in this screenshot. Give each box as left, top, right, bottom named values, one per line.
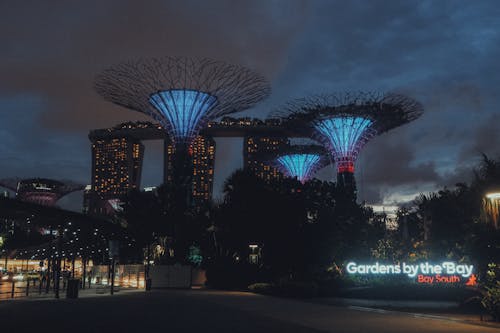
left=13, top=274, right=24, bottom=281
left=276, top=154, right=322, bottom=183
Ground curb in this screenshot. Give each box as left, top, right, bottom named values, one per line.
left=347, top=305, right=500, bottom=329
left=0, top=288, right=144, bottom=303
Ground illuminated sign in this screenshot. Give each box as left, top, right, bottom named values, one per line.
left=346, top=262, right=476, bottom=286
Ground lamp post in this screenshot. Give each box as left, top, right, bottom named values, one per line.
left=54, top=226, right=63, bottom=299
left=3, top=249, right=7, bottom=272
left=108, top=240, right=119, bottom=295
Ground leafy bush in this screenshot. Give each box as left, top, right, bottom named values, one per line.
left=248, top=283, right=274, bottom=294
left=482, top=283, right=500, bottom=321
left=205, top=257, right=258, bottom=290
left=276, top=280, right=319, bottom=298
left=248, top=280, right=319, bottom=298
left=481, top=263, right=500, bottom=321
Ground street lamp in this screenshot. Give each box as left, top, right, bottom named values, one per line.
left=483, top=192, right=500, bottom=229
left=485, top=192, right=500, bottom=200
left=248, top=244, right=260, bottom=264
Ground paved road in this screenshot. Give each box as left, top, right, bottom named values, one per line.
left=0, top=290, right=498, bottom=333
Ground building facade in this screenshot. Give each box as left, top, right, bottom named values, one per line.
left=164, top=135, right=216, bottom=207
left=87, top=119, right=298, bottom=215
left=88, top=122, right=217, bottom=215
left=88, top=136, right=144, bottom=215
left=244, top=136, right=288, bottom=182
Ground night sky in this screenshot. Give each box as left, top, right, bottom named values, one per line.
left=1, top=1, right=499, bottom=211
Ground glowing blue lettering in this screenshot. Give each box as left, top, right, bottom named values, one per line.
left=346, top=262, right=474, bottom=278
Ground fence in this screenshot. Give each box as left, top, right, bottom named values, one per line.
left=0, top=264, right=146, bottom=300
left=0, top=264, right=206, bottom=300
left=0, top=278, right=63, bottom=300
left=91, top=264, right=145, bottom=289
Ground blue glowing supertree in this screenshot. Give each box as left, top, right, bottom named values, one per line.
left=272, top=92, right=423, bottom=193
left=273, top=145, right=329, bottom=183
left=94, top=57, right=270, bottom=206
left=95, top=57, right=270, bottom=148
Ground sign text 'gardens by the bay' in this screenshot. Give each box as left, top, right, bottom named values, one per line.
left=345, top=262, right=477, bottom=286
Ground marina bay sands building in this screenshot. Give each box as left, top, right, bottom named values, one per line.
left=94, top=57, right=270, bottom=213
left=91, top=137, right=144, bottom=198
left=87, top=122, right=216, bottom=215
left=244, top=135, right=288, bottom=182
left=165, top=136, right=216, bottom=205
left=219, top=117, right=290, bottom=182
left=86, top=118, right=298, bottom=215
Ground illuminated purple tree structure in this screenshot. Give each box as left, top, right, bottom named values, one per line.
left=0, top=178, right=84, bottom=206
left=273, top=144, right=330, bottom=183
left=273, top=92, right=423, bottom=194
left=95, top=57, right=270, bottom=202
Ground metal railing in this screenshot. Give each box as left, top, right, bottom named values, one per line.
left=0, top=278, right=60, bottom=300
left=0, top=265, right=146, bottom=301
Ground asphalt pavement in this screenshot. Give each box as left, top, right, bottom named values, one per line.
left=0, top=289, right=498, bottom=333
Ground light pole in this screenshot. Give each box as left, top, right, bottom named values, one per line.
left=3, top=249, right=7, bottom=272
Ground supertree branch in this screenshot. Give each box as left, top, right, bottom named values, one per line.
left=270, top=92, right=423, bottom=173
left=268, top=144, right=330, bottom=183
left=272, top=92, right=423, bottom=130
left=95, top=57, right=271, bottom=145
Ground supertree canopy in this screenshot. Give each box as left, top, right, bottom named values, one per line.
left=94, top=57, right=271, bottom=148
left=272, top=92, right=423, bottom=191
left=273, top=144, right=330, bottom=183
left=313, top=116, right=375, bottom=173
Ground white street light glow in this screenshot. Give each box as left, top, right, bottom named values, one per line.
left=485, top=192, right=500, bottom=199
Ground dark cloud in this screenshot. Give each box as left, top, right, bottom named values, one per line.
left=363, top=137, right=439, bottom=186
left=0, top=0, right=307, bottom=130
left=1, top=0, right=500, bottom=211
left=459, top=115, right=500, bottom=160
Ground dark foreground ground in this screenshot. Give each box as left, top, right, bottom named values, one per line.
left=0, top=289, right=498, bottom=333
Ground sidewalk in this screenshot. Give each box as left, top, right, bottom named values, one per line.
left=0, top=289, right=498, bottom=333
left=0, top=285, right=144, bottom=302
left=184, top=290, right=500, bottom=332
